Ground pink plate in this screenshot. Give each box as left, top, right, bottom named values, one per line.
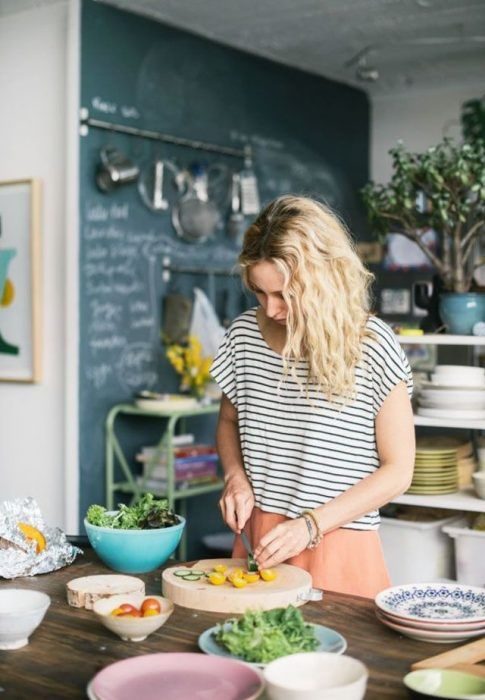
left=91, top=652, right=264, bottom=700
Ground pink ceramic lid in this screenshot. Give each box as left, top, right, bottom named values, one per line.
left=92, top=652, right=263, bottom=700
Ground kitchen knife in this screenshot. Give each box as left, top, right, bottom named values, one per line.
left=240, top=530, right=259, bottom=572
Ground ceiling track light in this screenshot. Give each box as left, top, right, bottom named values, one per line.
left=345, top=36, right=485, bottom=83
left=356, top=56, right=379, bottom=82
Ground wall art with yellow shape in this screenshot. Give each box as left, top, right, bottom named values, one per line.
left=0, top=179, right=42, bottom=382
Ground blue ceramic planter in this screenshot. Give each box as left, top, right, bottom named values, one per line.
left=439, top=293, right=485, bottom=335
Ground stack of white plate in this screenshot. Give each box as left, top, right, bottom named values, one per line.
left=417, top=365, right=485, bottom=420
left=408, top=442, right=458, bottom=495
left=375, top=582, right=485, bottom=643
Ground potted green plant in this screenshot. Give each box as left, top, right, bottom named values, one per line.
left=361, top=138, right=485, bottom=334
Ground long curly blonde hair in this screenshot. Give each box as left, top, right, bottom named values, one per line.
left=239, top=195, right=374, bottom=400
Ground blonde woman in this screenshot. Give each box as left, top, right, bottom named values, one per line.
left=211, top=196, right=415, bottom=598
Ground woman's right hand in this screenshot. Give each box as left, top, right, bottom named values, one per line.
left=219, top=472, right=254, bottom=533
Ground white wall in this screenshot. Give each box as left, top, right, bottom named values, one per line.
left=371, top=83, right=485, bottom=183
left=0, top=1, right=78, bottom=531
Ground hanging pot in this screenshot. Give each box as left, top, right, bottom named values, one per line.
left=172, top=163, right=220, bottom=244
left=95, top=145, right=140, bottom=193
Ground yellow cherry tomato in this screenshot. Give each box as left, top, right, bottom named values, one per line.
left=260, top=569, right=277, bottom=582
left=208, top=572, right=226, bottom=585
left=228, top=567, right=243, bottom=579
left=242, top=572, right=260, bottom=583
left=230, top=576, right=248, bottom=588
left=213, top=564, right=227, bottom=574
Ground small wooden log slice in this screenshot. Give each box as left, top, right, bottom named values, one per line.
left=66, top=574, right=145, bottom=610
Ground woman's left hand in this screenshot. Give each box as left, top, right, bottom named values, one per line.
left=253, top=517, right=309, bottom=570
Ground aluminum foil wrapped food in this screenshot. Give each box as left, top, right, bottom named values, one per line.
left=0, top=497, right=82, bottom=579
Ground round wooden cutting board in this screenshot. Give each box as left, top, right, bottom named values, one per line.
left=162, top=558, right=312, bottom=613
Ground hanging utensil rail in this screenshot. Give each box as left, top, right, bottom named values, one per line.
left=164, top=265, right=239, bottom=275
left=80, top=108, right=249, bottom=159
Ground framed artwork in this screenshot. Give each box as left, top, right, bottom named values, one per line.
left=0, top=179, right=42, bottom=382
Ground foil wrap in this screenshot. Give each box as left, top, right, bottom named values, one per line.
left=0, top=497, right=82, bottom=579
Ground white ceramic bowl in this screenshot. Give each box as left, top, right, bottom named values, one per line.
left=93, top=593, right=174, bottom=642
left=263, top=652, right=368, bottom=700
left=472, top=472, right=485, bottom=499
left=0, top=589, right=51, bottom=649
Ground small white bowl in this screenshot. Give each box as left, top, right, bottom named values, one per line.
left=0, top=589, right=51, bottom=650
left=472, top=472, right=485, bottom=500
left=93, top=593, right=174, bottom=642
left=263, top=652, right=368, bottom=700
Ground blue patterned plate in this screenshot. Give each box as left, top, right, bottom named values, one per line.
left=198, top=622, right=347, bottom=668
left=375, top=583, right=485, bottom=624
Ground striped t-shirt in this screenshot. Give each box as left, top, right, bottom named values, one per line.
left=211, top=308, right=413, bottom=530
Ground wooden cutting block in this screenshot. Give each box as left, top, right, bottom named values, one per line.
left=411, top=637, right=485, bottom=671
left=162, top=558, right=313, bottom=613
left=66, top=574, right=145, bottom=610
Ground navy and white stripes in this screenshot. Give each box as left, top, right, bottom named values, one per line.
left=211, top=309, right=412, bottom=530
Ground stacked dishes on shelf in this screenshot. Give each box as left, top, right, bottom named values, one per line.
left=416, top=365, right=485, bottom=421
left=408, top=441, right=459, bottom=495
left=414, top=436, right=476, bottom=491
left=375, top=583, right=485, bottom=643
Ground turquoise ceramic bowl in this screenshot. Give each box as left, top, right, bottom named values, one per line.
left=403, top=669, right=485, bottom=699
left=84, top=515, right=185, bottom=574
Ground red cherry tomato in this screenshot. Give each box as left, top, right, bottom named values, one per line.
left=140, top=597, right=161, bottom=614
left=117, top=603, right=139, bottom=615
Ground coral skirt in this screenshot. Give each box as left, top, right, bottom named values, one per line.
left=232, top=507, right=391, bottom=599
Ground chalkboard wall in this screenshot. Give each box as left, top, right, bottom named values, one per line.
left=79, top=0, right=370, bottom=552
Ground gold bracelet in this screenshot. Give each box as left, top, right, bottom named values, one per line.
left=303, top=510, right=323, bottom=548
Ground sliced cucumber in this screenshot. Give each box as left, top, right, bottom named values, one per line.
left=187, top=570, right=205, bottom=576
left=174, top=569, right=191, bottom=577
left=181, top=573, right=203, bottom=581
left=247, top=554, right=259, bottom=573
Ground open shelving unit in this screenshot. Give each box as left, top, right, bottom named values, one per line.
left=393, top=333, right=485, bottom=514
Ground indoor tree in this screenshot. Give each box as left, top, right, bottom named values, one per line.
left=361, top=138, right=485, bottom=293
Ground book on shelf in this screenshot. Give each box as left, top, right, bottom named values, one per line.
left=138, top=443, right=217, bottom=460
left=142, top=459, right=218, bottom=481
left=168, top=434, right=195, bottom=447
left=136, top=474, right=220, bottom=492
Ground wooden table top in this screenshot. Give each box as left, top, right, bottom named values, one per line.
left=0, top=550, right=457, bottom=699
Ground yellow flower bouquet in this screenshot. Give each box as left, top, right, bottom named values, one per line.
left=165, top=335, right=213, bottom=399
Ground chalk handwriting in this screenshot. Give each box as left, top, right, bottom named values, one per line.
left=92, top=96, right=117, bottom=114
left=89, top=335, right=127, bottom=353
left=86, top=204, right=109, bottom=222
left=110, top=203, right=129, bottom=220
left=120, top=106, right=140, bottom=120
left=116, top=342, right=158, bottom=391
left=86, top=363, right=113, bottom=390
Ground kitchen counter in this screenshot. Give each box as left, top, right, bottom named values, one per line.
left=0, top=549, right=453, bottom=698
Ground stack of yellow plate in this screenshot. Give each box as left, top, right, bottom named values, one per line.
left=408, top=439, right=458, bottom=495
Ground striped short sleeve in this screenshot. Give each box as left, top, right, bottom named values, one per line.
left=210, top=328, right=238, bottom=407
left=365, top=318, right=413, bottom=416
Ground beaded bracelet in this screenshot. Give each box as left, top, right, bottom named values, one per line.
left=301, top=513, right=314, bottom=548
left=302, top=510, right=324, bottom=549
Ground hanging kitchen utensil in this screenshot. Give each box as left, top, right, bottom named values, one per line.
left=172, top=163, right=220, bottom=244
left=227, top=173, right=245, bottom=247
left=239, top=147, right=260, bottom=215
left=95, top=145, right=140, bottom=193
left=138, top=159, right=179, bottom=212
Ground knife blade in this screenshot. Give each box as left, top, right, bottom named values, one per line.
left=240, top=530, right=258, bottom=572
